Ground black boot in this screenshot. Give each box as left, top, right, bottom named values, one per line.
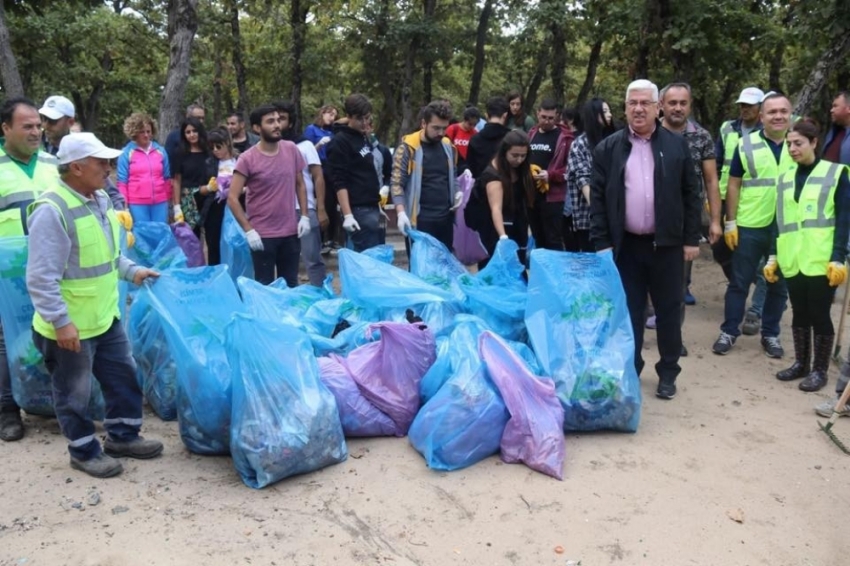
left=776, top=327, right=811, bottom=381
left=799, top=334, right=834, bottom=392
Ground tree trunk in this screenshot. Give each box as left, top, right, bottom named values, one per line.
left=290, top=0, right=310, bottom=133
left=422, top=0, right=437, bottom=104
left=159, top=0, right=199, bottom=145
left=373, top=0, right=397, bottom=142
left=794, top=32, right=850, bottom=117
left=549, top=23, right=567, bottom=108
left=398, top=41, right=417, bottom=139
left=229, top=0, right=250, bottom=113
left=0, top=1, right=24, bottom=98
left=524, top=43, right=550, bottom=114
left=575, top=38, right=602, bottom=108
left=467, top=0, right=494, bottom=106
left=213, top=54, right=223, bottom=126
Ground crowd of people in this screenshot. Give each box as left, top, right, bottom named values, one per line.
left=0, top=81, right=849, bottom=478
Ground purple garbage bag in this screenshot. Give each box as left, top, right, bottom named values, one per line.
left=317, top=356, right=398, bottom=437
left=171, top=222, right=206, bottom=267
left=452, top=170, right=489, bottom=265
left=340, top=322, right=437, bottom=435
left=479, top=331, right=565, bottom=480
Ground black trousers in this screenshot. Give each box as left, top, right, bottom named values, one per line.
left=203, top=200, right=225, bottom=266
left=711, top=199, right=734, bottom=281
left=405, top=215, right=454, bottom=258
left=251, top=235, right=301, bottom=287
left=786, top=274, right=836, bottom=335
left=477, top=214, right=529, bottom=270
left=616, top=233, right=683, bottom=382
left=528, top=200, right=565, bottom=251
left=563, top=216, right=593, bottom=252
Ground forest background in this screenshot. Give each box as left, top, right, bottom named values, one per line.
left=0, top=0, right=848, bottom=148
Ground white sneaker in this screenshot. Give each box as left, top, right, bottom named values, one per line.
left=815, top=398, right=850, bottom=418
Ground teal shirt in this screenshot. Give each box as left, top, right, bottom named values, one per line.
left=0, top=138, right=39, bottom=179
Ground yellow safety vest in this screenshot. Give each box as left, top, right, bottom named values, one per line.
left=736, top=131, right=796, bottom=229
left=29, top=183, right=121, bottom=340
left=0, top=146, right=59, bottom=237
left=776, top=161, right=846, bottom=278
left=718, top=121, right=738, bottom=198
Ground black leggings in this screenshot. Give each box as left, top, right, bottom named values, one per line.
left=786, top=274, right=836, bottom=335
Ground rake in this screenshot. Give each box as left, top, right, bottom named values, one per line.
left=818, top=380, right=850, bottom=454
left=832, top=266, right=850, bottom=366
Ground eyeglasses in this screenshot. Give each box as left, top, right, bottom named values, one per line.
left=627, top=100, right=657, bottom=109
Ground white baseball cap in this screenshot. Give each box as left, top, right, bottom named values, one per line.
left=735, top=87, right=765, bottom=106
left=38, top=95, right=75, bottom=120
left=57, top=133, right=122, bottom=165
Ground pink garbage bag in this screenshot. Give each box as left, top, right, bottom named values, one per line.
left=452, top=170, right=489, bottom=265
left=171, top=222, right=206, bottom=267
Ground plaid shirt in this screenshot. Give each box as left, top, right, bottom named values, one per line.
left=566, top=133, right=593, bottom=230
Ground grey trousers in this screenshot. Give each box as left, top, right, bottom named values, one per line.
left=300, top=209, right=327, bottom=287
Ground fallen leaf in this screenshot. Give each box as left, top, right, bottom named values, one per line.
left=726, top=508, right=744, bottom=523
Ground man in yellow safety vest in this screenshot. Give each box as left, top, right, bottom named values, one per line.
left=26, top=132, right=161, bottom=478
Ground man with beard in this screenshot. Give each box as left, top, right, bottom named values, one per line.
left=226, top=112, right=259, bottom=155
left=660, top=83, right=720, bottom=356
left=227, top=104, right=310, bottom=286
left=391, top=100, right=460, bottom=250
left=38, top=95, right=76, bottom=156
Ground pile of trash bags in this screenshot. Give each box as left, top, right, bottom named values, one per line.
left=0, top=218, right=644, bottom=488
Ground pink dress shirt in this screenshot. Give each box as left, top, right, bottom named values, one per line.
left=624, top=127, right=656, bottom=234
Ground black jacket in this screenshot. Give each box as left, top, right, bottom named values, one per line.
left=467, top=122, right=511, bottom=178
left=326, top=124, right=380, bottom=207
left=589, top=122, right=701, bottom=254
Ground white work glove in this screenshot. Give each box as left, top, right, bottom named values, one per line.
left=245, top=229, right=264, bottom=251
left=172, top=204, right=184, bottom=224
left=499, top=234, right=509, bottom=241
left=450, top=192, right=463, bottom=211
left=342, top=214, right=360, bottom=232
left=297, top=215, right=311, bottom=238
left=319, top=136, right=331, bottom=146
left=397, top=211, right=412, bottom=235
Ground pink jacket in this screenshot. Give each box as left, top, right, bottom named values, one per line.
left=116, top=141, right=172, bottom=205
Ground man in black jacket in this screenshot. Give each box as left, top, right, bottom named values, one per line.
left=466, top=97, right=511, bottom=178
left=590, top=79, right=701, bottom=400
left=326, top=94, right=384, bottom=252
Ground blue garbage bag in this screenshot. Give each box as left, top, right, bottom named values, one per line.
left=226, top=315, right=347, bottom=488
left=525, top=250, right=641, bottom=432
left=408, top=229, right=467, bottom=302
left=362, top=244, right=395, bottom=264
left=310, top=322, right=379, bottom=357
left=458, top=239, right=528, bottom=341
left=221, top=208, right=254, bottom=282
left=408, top=362, right=508, bottom=471
left=124, top=221, right=188, bottom=271
left=238, top=275, right=333, bottom=327
left=0, top=237, right=105, bottom=419
left=339, top=248, right=458, bottom=307
left=134, top=267, right=242, bottom=453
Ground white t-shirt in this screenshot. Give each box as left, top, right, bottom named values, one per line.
left=296, top=140, right=321, bottom=211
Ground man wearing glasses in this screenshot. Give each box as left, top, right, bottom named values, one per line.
left=38, top=95, right=76, bottom=156
left=590, top=79, right=701, bottom=400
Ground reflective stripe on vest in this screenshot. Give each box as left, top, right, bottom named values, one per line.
left=719, top=121, right=738, bottom=197
left=38, top=192, right=119, bottom=279
left=0, top=147, right=59, bottom=237
left=775, top=161, right=843, bottom=278
left=30, top=184, right=121, bottom=341
left=737, top=131, right=795, bottom=228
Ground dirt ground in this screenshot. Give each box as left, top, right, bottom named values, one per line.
left=1, top=245, right=848, bottom=566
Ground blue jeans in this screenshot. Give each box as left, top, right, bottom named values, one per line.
left=299, top=209, right=326, bottom=287
left=721, top=226, right=787, bottom=338
left=128, top=202, right=169, bottom=224
left=347, top=206, right=386, bottom=252
left=0, top=321, right=17, bottom=413
left=748, top=263, right=768, bottom=317
left=33, top=319, right=143, bottom=460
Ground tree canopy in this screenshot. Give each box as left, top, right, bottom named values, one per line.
left=1, top=0, right=847, bottom=146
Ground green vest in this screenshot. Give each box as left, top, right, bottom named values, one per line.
left=29, top=183, right=121, bottom=340
left=0, top=145, right=59, bottom=237
left=776, top=161, right=846, bottom=278
left=736, top=131, right=796, bottom=228
left=719, top=121, right=738, bottom=198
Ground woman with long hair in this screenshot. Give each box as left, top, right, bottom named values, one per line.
left=767, top=118, right=850, bottom=393
left=466, top=130, right=534, bottom=268
left=203, top=127, right=238, bottom=265
left=171, top=116, right=212, bottom=236
left=564, top=98, right=618, bottom=251
left=506, top=91, right=534, bottom=132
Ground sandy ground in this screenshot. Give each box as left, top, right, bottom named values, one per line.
left=1, top=245, right=849, bottom=566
